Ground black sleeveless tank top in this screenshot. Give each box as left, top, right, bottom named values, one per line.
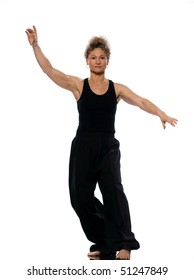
left=76, top=78, right=117, bottom=134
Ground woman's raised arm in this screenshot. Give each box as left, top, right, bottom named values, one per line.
left=25, top=25, right=82, bottom=100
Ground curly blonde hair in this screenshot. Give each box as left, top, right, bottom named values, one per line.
left=84, top=36, right=111, bottom=59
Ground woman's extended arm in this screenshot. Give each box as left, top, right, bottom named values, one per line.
left=115, top=83, right=178, bottom=129
left=25, top=25, right=82, bottom=99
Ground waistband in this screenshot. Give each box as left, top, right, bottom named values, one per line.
left=76, top=131, right=115, bottom=138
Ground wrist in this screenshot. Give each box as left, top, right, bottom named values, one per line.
left=32, top=40, right=38, bottom=48
left=158, top=111, right=166, bottom=119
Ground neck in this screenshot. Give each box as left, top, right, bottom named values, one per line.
left=89, top=73, right=107, bottom=84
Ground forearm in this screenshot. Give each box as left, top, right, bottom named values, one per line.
left=32, top=44, right=53, bottom=75
left=140, top=98, right=166, bottom=118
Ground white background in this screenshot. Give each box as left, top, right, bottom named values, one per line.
left=0, top=0, right=194, bottom=279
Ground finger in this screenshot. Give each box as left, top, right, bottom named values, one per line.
left=171, top=121, right=176, bottom=127
left=162, top=121, right=166, bottom=129
left=171, top=119, right=178, bottom=126
left=26, top=28, right=33, bottom=33
left=25, top=30, right=32, bottom=38
left=33, top=25, right=37, bottom=33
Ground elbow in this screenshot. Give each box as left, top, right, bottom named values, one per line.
left=43, top=66, right=53, bottom=76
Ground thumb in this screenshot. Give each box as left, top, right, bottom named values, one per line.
left=161, top=120, right=166, bottom=129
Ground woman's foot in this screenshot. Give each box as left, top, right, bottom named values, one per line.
left=116, top=249, right=131, bottom=260
left=87, top=251, right=101, bottom=257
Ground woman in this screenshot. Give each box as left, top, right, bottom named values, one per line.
left=25, top=26, right=178, bottom=260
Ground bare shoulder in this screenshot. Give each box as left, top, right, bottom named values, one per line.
left=113, top=82, right=131, bottom=101
left=70, top=76, right=84, bottom=100
left=113, top=82, right=142, bottom=105
left=67, top=75, right=84, bottom=101
left=114, top=82, right=132, bottom=94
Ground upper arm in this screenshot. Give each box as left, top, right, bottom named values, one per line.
left=46, top=67, right=83, bottom=100
left=115, top=83, right=144, bottom=107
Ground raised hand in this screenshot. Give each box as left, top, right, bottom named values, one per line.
left=25, top=25, right=38, bottom=47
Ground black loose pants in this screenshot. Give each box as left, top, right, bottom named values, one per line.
left=69, top=133, right=140, bottom=254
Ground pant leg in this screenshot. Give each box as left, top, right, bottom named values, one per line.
left=98, top=137, right=140, bottom=251
left=69, top=136, right=106, bottom=248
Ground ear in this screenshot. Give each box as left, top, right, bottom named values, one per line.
left=86, top=59, right=89, bottom=69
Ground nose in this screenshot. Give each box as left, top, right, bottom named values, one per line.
left=96, top=58, right=101, bottom=64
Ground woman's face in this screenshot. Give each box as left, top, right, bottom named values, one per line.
left=86, top=48, right=109, bottom=75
